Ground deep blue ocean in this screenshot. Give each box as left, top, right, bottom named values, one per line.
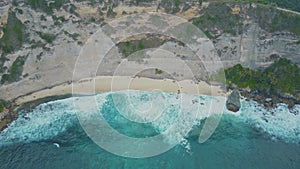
left=1, top=90, right=300, bottom=169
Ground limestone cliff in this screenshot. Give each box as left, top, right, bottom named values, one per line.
left=0, top=0, right=299, bottom=101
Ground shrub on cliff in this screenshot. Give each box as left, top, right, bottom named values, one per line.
left=264, top=58, right=300, bottom=94
left=0, top=11, right=25, bottom=55
left=27, top=0, right=69, bottom=14
left=224, top=58, right=300, bottom=96
left=1, top=56, right=27, bottom=84
left=0, top=103, right=3, bottom=112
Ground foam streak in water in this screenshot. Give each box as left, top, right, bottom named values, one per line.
left=1, top=91, right=300, bottom=148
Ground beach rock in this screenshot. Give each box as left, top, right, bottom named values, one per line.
left=264, top=98, right=276, bottom=109
left=226, top=90, right=241, bottom=112
left=290, top=108, right=299, bottom=115
left=265, top=98, right=272, bottom=102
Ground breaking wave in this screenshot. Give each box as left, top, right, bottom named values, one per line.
left=1, top=90, right=300, bottom=147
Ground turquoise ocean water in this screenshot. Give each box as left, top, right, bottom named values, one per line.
left=0, top=90, right=300, bottom=169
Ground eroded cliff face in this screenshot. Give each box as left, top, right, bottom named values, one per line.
left=215, top=25, right=300, bottom=69
left=193, top=2, right=300, bottom=69
left=0, top=0, right=299, bottom=101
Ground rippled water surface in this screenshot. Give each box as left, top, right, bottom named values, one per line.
left=1, top=90, right=300, bottom=169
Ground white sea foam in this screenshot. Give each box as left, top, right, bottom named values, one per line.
left=238, top=99, right=300, bottom=143
left=0, top=91, right=299, bottom=147
left=0, top=98, right=77, bottom=146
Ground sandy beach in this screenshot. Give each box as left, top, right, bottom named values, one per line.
left=14, top=76, right=226, bottom=105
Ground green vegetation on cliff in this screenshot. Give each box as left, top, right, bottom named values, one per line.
left=117, top=34, right=184, bottom=57
left=192, top=2, right=243, bottom=37
left=1, top=56, right=27, bottom=84
left=224, top=58, right=300, bottom=96
left=119, top=40, right=147, bottom=57
left=207, top=0, right=300, bottom=12
left=161, top=0, right=182, bottom=13
left=0, top=102, right=3, bottom=112
left=27, top=0, right=69, bottom=14
left=192, top=1, right=300, bottom=37
left=0, top=12, right=25, bottom=55
left=268, top=0, right=300, bottom=12
left=254, top=5, right=300, bottom=35
left=0, top=11, right=26, bottom=73
left=245, top=0, right=300, bottom=12
left=37, top=32, right=56, bottom=43
left=135, top=0, right=154, bottom=5
left=0, top=99, right=10, bottom=113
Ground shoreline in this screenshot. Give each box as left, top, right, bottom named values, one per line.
left=1, top=76, right=299, bottom=132
left=13, top=76, right=227, bottom=106
left=0, top=76, right=227, bottom=131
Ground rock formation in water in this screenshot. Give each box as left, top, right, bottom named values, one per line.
left=226, top=89, right=241, bottom=112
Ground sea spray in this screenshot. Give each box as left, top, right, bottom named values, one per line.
left=1, top=90, right=300, bottom=148
left=239, top=100, right=300, bottom=143
left=0, top=99, right=77, bottom=146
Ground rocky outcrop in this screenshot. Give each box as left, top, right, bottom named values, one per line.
left=240, top=89, right=300, bottom=109
left=0, top=0, right=8, bottom=8
left=226, top=89, right=241, bottom=112
left=0, top=110, right=18, bottom=131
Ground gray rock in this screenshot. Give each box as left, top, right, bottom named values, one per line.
left=265, top=98, right=272, bottom=102
left=226, top=90, right=241, bottom=112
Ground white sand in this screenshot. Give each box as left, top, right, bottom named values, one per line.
left=14, top=76, right=226, bottom=105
